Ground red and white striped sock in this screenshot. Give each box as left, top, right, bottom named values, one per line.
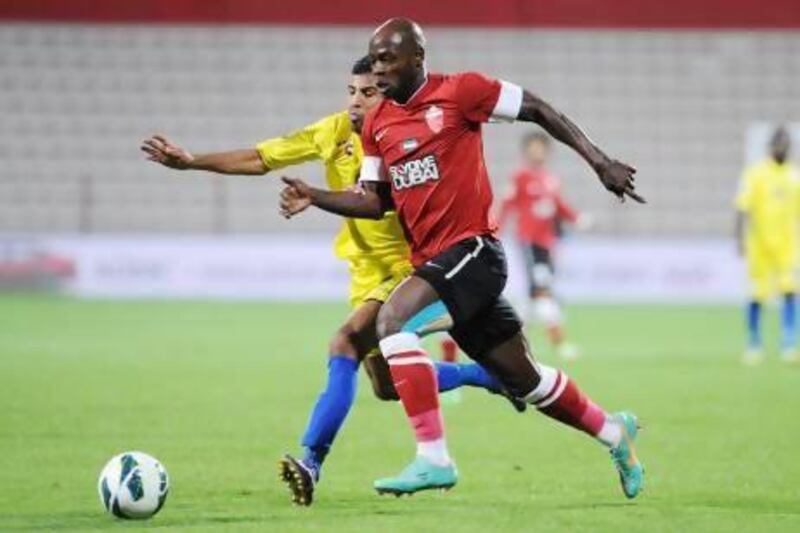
left=525, top=364, right=622, bottom=448
left=379, top=332, right=452, bottom=466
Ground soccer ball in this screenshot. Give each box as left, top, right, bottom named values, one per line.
left=97, top=451, right=169, bottom=519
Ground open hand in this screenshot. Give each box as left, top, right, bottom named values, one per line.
left=141, top=134, right=194, bottom=169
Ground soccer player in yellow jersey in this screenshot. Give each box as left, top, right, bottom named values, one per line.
left=141, top=56, right=514, bottom=506
left=735, top=126, right=800, bottom=365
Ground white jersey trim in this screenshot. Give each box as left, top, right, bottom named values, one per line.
left=444, top=236, right=485, bottom=280
left=491, top=80, right=523, bottom=122
left=359, top=155, right=384, bottom=182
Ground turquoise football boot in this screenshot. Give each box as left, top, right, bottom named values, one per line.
left=374, top=456, right=458, bottom=496
left=609, top=412, right=644, bottom=499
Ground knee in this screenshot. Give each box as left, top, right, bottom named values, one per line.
left=532, top=288, right=549, bottom=298
left=492, top=363, right=543, bottom=400
left=376, top=304, right=404, bottom=339
left=503, top=376, right=539, bottom=399
left=514, top=384, right=537, bottom=400
left=328, top=326, right=359, bottom=358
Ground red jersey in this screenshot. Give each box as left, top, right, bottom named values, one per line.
left=360, top=72, right=523, bottom=266
left=498, top=167, right=578, bottom=250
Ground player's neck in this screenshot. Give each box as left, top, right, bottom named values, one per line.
left=394, top=72, right=428, bottom=105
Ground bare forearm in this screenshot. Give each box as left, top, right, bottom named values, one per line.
left=310, top=188, right=385, bottom=220
left=189, top=149, right=267, bottom=175
left=518, top=91, right=608, bottom=171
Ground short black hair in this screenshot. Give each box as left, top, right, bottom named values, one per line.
left=521, top=131, right=552, bottom=151
left=352, top=55, right=373, bottom=75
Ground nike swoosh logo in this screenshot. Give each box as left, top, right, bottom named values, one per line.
left=376, top=129, right=389, bottom=142
left=425, top=261, right=445, bottom=270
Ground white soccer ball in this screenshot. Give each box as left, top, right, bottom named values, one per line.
left=97, top=451, right=169, bottom=519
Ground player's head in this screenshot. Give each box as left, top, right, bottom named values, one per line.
left=770, top=125, right=791, bottom=164
left=521, top=131, right=552, bottom=170
left=369, top=17, right=426, bottom=103
left=348, top=55, right=382, bottom=134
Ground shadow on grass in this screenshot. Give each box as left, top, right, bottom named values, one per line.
left=0, top=502, right=438, bottom=531
left=547, top=501, right=637, bottom=511
left=683, top=497, right=800, bottom=517
left=545, top=495, right=800, bottom=518
left=0, top=511, right=268, bottom=531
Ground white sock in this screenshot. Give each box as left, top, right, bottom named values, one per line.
left=534, top=296, right=562, bottom=328
left=417, top=438, right=452, bottom=466
left=514, top=297, right=530, bottom=325
left=596, top=417, right=623, bottom=448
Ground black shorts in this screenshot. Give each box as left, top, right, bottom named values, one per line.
left=525, top=243, right=554, bottom=293
left=414, top=235, right=522, bottom=359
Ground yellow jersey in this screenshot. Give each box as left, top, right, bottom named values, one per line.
left=735, top=158, right=800, bottom=257
left=256, top=111, right=409, bottom=262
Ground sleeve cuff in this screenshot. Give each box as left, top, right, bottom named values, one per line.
left=359, top=156, right=384, bottom=182
left=254, top=141, right=276, bottom=171
left=491, top=80, right=523, bottom=122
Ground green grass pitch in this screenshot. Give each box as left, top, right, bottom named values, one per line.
left=1, top=295, right=799, bottom=531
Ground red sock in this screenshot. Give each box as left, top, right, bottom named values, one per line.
left=527, top=366, right=606, bottom=437
left=440, top=337, right=458, bottom=363
left=380, top=333, right=444, bottom=443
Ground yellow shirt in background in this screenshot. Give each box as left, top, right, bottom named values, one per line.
left=735, top=158, right=800, bottom=259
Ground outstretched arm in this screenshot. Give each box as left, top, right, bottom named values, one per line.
left=516, top=91, right=644, bottom=203
left=279, top=178, right=390, bottom=220
left=141, top=134, right=267, bottom=175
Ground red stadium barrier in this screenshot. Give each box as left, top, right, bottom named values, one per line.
left=1, top=0, right=799, bottom=28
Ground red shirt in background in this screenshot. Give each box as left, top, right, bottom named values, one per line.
left=497, top=167, right=578, bottom=250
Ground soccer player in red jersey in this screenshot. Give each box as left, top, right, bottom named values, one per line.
left=142, top=57, right=524, bottom=507
left=280, top=18, right=645, bottom=499
left=498, top=132, right=588, bottom=360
